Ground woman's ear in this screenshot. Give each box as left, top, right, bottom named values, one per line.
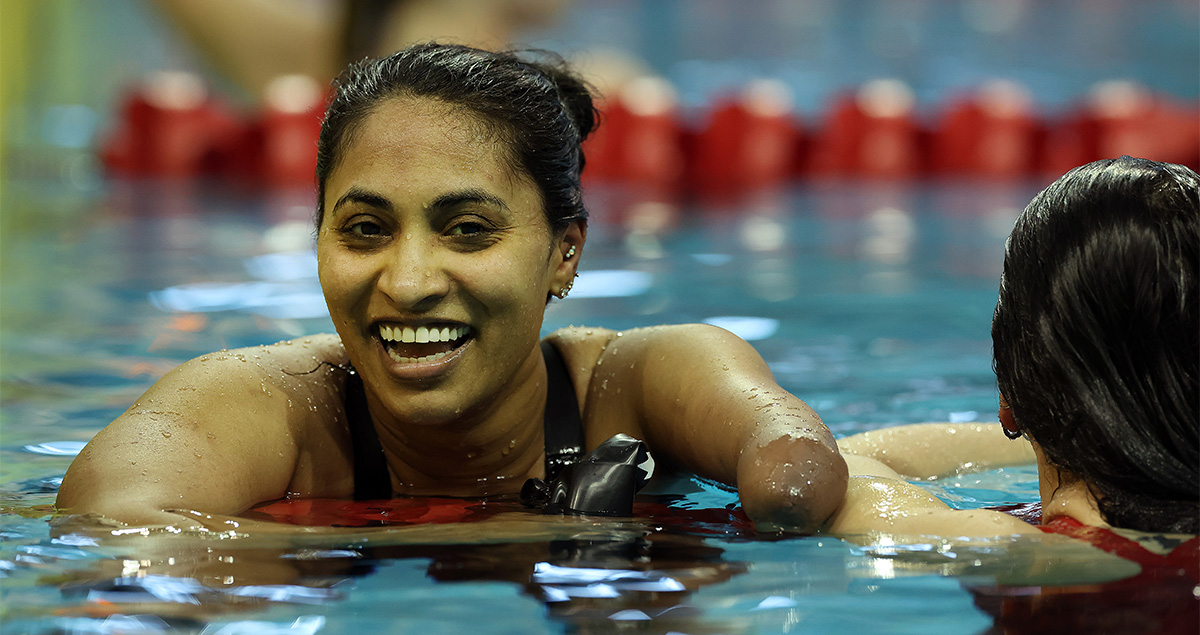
left=550, top=221, right=586, bottom=299
left=998, top=393, right=1021, bottom=440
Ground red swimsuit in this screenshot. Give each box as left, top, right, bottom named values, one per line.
left=976, top=504, right=1199, bottom=634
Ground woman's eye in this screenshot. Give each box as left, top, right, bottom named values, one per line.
left=349, top=221, right=384, bottom=237
left=448, top=222, right=487, bottom=237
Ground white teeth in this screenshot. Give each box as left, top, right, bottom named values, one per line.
left=378, top=324, right=469, bottom=343
left=387, top=348, right=452, bottom=364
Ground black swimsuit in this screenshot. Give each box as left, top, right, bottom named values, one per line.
left=344, top=340, right=585, bottom=500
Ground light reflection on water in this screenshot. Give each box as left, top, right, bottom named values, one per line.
left=6, top=179, right=1159, bottom=634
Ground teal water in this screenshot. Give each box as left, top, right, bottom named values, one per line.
left=3, top=178, right=1125, bottom=635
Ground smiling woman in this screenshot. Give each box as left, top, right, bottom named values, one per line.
left=55, top=43, right=847, bottom=532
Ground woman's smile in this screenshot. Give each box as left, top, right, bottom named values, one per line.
left=374, top=321, right=475, bottom=379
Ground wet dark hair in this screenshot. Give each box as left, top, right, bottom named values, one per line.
left=315, top=42, right=599, bottom=231
left=992, top=156, right=1199, bottom=533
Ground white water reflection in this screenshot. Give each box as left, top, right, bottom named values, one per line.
left=703, top=316, right=780, bottom=341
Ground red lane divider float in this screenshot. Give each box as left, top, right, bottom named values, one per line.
left=101, top=72, right=325, bottom=186
left=99, top=73, right=1199, bottom=193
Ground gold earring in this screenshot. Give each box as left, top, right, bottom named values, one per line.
left=565, top=245, right=576, bottom=260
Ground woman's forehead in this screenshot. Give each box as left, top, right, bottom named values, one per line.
left=324, top=97, right=542, bottom=216
left=352, top=97, right=497, bottom=159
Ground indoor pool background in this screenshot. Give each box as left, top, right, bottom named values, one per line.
left=3, top=177, right=1142, bottom=635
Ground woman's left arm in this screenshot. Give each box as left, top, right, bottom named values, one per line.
left=587, top=324, right=848, bottom=532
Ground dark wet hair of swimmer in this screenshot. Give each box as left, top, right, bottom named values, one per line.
left=992, top=155, right=1199, bottom=533
left=315, top=42, right=600, bottom=233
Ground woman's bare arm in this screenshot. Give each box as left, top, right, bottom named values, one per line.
left=55, top=345, right=311, bottom=527
left=587, top=324, right=848, bottom=532
left=838, top=422, right=1036, bottom=480
left=825, top=475, right=1039, bottom=537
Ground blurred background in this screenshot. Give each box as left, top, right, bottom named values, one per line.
left=1, top=0, right=1197, bottom=190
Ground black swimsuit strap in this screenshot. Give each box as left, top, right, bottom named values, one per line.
left=345, top=370, right=393, bottom=500
left=344, top=341, right=585, bottom=500
left=540, top=340, right=585, bottom=481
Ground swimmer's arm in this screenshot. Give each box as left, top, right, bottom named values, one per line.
left=825, top=475, right=1040, bottom=538
left=837, top=423, right=1035, bottom=480
left=595, top=324, right=848, bottom=532
left=55, top=352, right=300, bottom=528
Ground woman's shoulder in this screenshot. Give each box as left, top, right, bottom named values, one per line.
left=544, top=324, right=729, bottom=387
left=152, top=334, right=352, bottom=433
left=169, top=334, right=349, bottom=385
left=546, top=323, right=736, bottom=356
left=161, top=334, right=356, bottom=492
left=544, top=324, right=756, bottom=443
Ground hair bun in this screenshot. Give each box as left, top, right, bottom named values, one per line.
left=525, top=53, right=599, bottom=142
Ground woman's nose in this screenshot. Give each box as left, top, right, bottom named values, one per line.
left=377, top=237, right=451, bottom=310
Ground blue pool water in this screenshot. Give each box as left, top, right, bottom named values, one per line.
left=1, top=178, right=1153, bottom=634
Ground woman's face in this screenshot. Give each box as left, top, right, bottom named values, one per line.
left=317, top=96, right=578, bottom=426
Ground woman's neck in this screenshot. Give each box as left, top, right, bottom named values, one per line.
left=1040, top=478, right=1107, bottom=526
left=367, top=347, right=549, bottom=497
left=1035, top=446, right=1107, bottom=527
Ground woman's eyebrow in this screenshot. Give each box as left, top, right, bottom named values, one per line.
left=332, top=188, right=393, bottom=215
left=427, top=188, right=510, bottom=213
